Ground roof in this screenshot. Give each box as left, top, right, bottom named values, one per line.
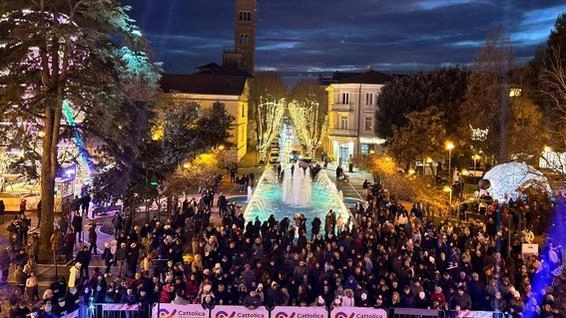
left=336, top=70, right=392, bottom=84
left=160, top=73, right=248, bottom=96
left=321, top=70, right=393, bottom=85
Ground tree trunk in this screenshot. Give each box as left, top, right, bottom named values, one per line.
left=38, top=94, right=62, bottom=263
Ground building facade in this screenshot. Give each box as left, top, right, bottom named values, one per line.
left=325, top=71, right=391, bottom=165
left=161, top=73, right=249, bottom=161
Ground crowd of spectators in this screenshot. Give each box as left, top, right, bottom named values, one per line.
left=1, top=172, right=564, bottom=318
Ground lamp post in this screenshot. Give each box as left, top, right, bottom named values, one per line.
left=471, top=154, right=480, bottom=183
left=443, top=185, right=453, bottom=217
left=445, top=141, right=455, bottom=185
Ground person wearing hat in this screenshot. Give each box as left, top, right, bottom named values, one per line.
left=265, top=281, right=286, bottom=307
left=374, top=294, right=387, bottom=309
left=242, top=289, right=263, bottom=309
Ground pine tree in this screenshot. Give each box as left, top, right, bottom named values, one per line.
left=0, top=0, right=160, bottom=260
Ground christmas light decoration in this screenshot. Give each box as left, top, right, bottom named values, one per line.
left=287, top=99, right=327, bottom=157
left=482, top=161, right=552, bottom=202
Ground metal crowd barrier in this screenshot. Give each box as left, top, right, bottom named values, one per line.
left=82, top=303, right=151, bottom=318
left=78, top=303, right=515, bottom=318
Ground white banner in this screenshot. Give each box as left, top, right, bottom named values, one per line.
left=272, top=306, right=327, bottom=318
left=60, top=309, right=80, bottom=318
left=102, top=304, right=139, bottom=311
left=456, top=311, right=496, bottom=318
left=211, top=305, right=269, bottom=318
left=152, top=303, right=209, bottom=318
left=330, top=307, right=387, bottom=318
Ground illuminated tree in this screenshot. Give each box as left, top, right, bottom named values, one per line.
left=166, top=150, right=225, bottom=195
left=288, top=79, right=328, bottom=158
left=0, top=0, right=160, bottom=260
left=255, top=97, right=285, bottom=163
left=248, top=72, right=286, bottom=162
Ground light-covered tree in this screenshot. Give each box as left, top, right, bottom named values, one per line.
left=248, top=72, right=286, bottom=162
left=288, top=79, right=328, bottom=158
left=0, top=0, right=160, bottom=260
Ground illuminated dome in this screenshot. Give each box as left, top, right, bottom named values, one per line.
left=483, top=161, right=552, bottom=202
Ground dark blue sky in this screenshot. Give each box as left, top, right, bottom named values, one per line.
left=123, top=0, right=566, bottom=74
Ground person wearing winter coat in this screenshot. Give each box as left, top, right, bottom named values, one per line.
left=451, top=287, right=472, bottom=311
left=102, top=242, right=113, bottom=274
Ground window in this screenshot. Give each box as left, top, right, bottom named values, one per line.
left=365, top=117, right=373, bottom=131
left=239, top=33, right=249, bottom=45
left=341, top=93, right=349, bottom=104
left=239, top=11, right=252, bottom=21
left=340, top=116, right=348, bottom=130
left=365, top=93, right=373, bottom=105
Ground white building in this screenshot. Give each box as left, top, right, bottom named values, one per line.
left=324, top=71, right=391, bottom=165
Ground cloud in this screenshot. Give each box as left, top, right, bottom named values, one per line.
left=123, top=0, right=566, bottom=74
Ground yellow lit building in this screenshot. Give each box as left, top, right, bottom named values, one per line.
left=324, top=71, right=391, bottom=165
left=160, top=72, right=250, bottom=161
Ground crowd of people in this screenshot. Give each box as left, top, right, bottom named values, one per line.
left=0, top=170, right=564, bottom=318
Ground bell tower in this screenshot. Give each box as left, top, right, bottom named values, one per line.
left=233, top=0, right=256, bottom=74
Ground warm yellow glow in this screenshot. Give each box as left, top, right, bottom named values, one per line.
left=408, top=168, right=415, bottom=176
left=472, top=154, right=481, bottom=160
left=445, top=141, right=455, bottom=151
left=194, top=153, right=216, bottom=166
left=425, top=157, right=433, bottom=163
left=38, top=131, right=45, bottom=138
left=151, top=126, right=164, bottom=141
left=373, top=155, right=396, bottom=176
left=509, top=88, right=522, bottom=97
left=461, top=169, right=469, bottom=176
left=183, top=161, right=191, bottom=169
left=218, top=144, right=225, bottom=150
left=544, top=146, right=552, bottom=153
left=443, top=185, right=452, bottom=192
left=369, top=150, right=376, bottom=155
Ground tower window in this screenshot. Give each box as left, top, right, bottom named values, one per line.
left=240, top=33, right=249, bottom=45
left=239, top=11, right=252, bottom=21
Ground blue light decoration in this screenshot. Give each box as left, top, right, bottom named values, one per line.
left=526, top=199, right=566, bottom=318
left=62, top=100, right=92, bottom=177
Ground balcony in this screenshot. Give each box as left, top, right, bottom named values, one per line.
left=329, top=128, right=357, bottom=137
left=331, top=103, right=354, bottom=112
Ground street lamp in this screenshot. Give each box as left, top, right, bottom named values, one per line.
left=445, top=141, right=455, bottom=185
left=472, top=154, right=481, bottom=182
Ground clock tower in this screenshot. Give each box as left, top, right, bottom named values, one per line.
left=223, top=0, right=256, bottom=74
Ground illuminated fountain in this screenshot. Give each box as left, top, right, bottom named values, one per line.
left=243, top=162, right=350, bottom=234
left=281, top=163, right=312, bottom=206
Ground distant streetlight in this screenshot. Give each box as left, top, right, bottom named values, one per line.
left=472, top=154, right=481, bottom=181
left=445, top=141, right=455, bottom=185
